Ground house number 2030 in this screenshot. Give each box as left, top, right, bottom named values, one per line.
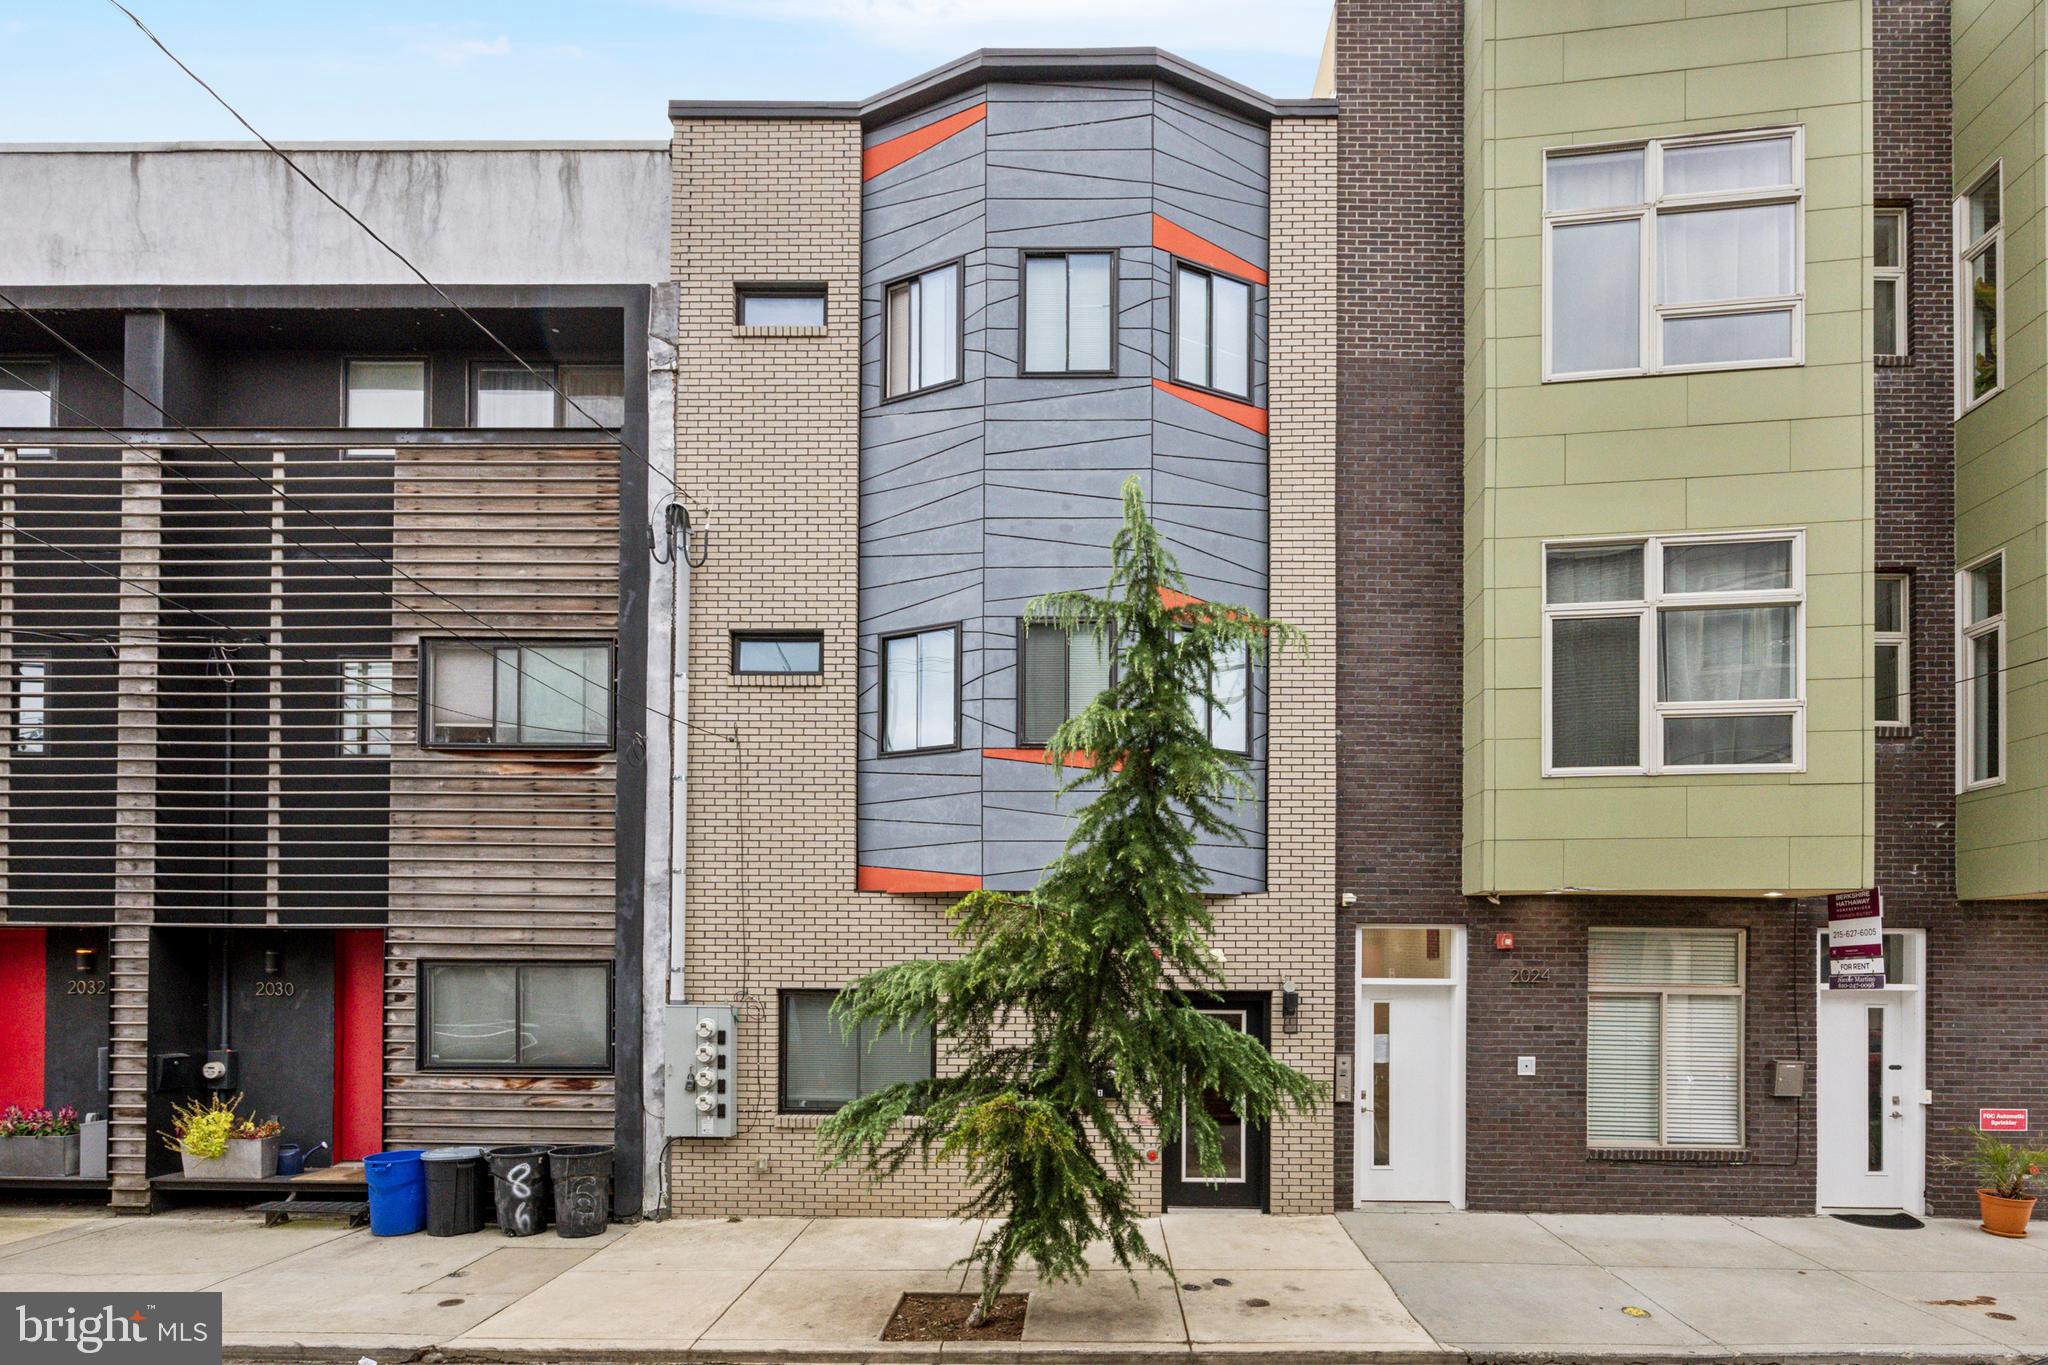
left=1508, top=966, right=1552, bottom=985
left=254, top=981, right=296, bottom=998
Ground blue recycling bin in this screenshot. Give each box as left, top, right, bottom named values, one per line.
left=364, top=1149, right=428, bottom=1236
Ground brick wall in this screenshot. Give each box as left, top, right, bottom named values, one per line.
left=1333, top=0, right=1469, bottom=1208
left=666, top=110, right=1337, bottom=1217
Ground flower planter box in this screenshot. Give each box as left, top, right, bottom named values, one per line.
left=0, top=1133, right=81, bottom=1178
left=181, top=1136, right=280, bottom=1181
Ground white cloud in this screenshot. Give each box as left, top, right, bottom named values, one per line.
left=670, top=0, right=1328, bottom=59
left=403, top=31, right=515, bottom=66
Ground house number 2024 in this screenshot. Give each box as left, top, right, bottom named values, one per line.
left=253, top=980, right=295, bottom=998
left=1509, top=966, right=1553, bottom=985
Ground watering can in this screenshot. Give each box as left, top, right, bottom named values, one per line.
left=277, top=1140, right=328, bottom=1176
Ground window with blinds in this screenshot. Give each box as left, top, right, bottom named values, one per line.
left=1587, top=928, right=1744, bottom=1148
left=1018, top=621, right=1112, bottom=746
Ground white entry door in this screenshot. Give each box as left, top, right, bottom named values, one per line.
left=1355, top=927, right=1464, bottom=1205
left=1816, top=932, right=1924, bottom=1213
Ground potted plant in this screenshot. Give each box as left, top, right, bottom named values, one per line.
left=0, top=1105, right=81, bottom=1177
left=1950, top=1130, right=2048, bottom=1238
left=161, top=1094, right=283, bottom=1179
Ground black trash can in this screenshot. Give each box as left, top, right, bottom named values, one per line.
left=547, top=1143, right=613, bottom=1239
left=487, top=1145, right=551, bottom=1237
left=421, top=1146, right=488, bottom=1237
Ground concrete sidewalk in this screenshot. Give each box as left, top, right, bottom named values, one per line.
left=0, top=1205, right=2041, bottom=1361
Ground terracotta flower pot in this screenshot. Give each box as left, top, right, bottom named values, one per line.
left=1979, top=1188, right=2036, bottom=1238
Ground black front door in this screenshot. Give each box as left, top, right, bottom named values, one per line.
left=1161, top=993, right=1269, bottom=1210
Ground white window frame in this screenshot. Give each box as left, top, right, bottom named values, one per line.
left=339, top=656, right=394, bottom=757
left=1956, top=550, right=2005, bottom=791
left=1955, top=164, right=2004, bottom=415
left=1541, top=529, right=1807, bottom=776
left=1588, top=926, right=1746, bottom=1151
left=11, top=656, right=47, bottom=754
left=1875, top=572, right=1909, bottom=729
left=1874, top=207, right=1908, bottom=358
left=1542, top=125, right=1806, bottom=382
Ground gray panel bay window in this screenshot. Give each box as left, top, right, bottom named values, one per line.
left=424, top=639, right=614, bottom=749
left=884, top=262, right=962, bottom=398
left=1023, top=252, right=1113, bottom=374
left=880, top=626, right=958, bottom=754
left=1544, top=534, right=1803, bottom=774
left=1018, top=621, right=1112, bottom=745
left=1172, top=262, right=1251, bottom=398
left=420, top=961, right=612, bottom=1072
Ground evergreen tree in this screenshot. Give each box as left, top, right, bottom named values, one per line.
left=819, top=476, right=1321, bottom=1323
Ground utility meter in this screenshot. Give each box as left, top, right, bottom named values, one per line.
left=666, top=1004, right=736, bottom=1138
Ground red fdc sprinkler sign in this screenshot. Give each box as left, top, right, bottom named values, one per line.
left=1979, top=1109, right=2029, bottom=1133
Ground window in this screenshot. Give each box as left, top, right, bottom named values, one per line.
left=345, top=359, right=426, bottom=427
left=737, top=285, right=827, bottom=328
left=1588, top=928, right=1744, bottom=1149
left=879, top=626, right=958, bottom=754
left=419, top=961, right=612, bottom=1072
left=1018, top=621, right=1112, bottom=745
left=1875, top=573, right=1909, bottom=728
left=339, top=657, right=394, bottom=756
left=423, top=639, right=613, bottom=749
left=1544, top=129, right=1802, bottom=379
left=779, top=989, right=933, bottom=1113
left=1197, top=640, right=1251, bottom=754
left=471, top=364, right=624, bottom=428
left=1958, top=552, right=2004, bottom=789
left=883, top=262, right=962, bottom=399
left=11, top=657, right=46, bottom=754
left=1543, top=533, right=1804, bottom=774
left=1022, top=251, right=1114, bottom=375
left=0, top=360, right=55, bottom=427
left=733, top=631, right=823, bottom=676
left=1172, top=262, right=1252, bottom=398
left=1874, top=209, right=1907, bottom=358
left=1956, top=166, right=2002, bottom=411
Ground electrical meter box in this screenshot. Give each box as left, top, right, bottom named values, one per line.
left=665, top=1004, right=737, bottom=1138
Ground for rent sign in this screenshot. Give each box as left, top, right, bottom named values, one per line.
left=1826, top=889, right=1884, bottom=990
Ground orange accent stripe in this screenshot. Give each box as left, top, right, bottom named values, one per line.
left=1154, top=379, right=1268, bottom=435
left=983, top=746, right=1105, bottom=771
left=1152, top=214, right=1268, bottom=285
left=857, top=865, right=982, bottom=894
left=1157, top=587, right=1203, bottom=610
left=862, top=104, right=988, bottom=181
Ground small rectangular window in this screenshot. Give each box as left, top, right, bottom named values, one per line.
left=1875, top=573, right=1909, bottom=728
left=1172, top=262, right=1252, bottom=398
left=779, top=989, right=933, bottom=1112
left=1959, top=552, right=2004, bottom=788
left=0, top=360, right=56, bottom=428
left=884, top=262, right=962, bottom=399
left=423, top=639, right=613, bottom=750
left=1874, top=208, right=1907, bottom=358
left=1017, top=621, right=1111, bottom=745
left=345, top=359, right=427, bottom=428
left=1545, top=129, right=1802, bottom=379
left=1022, top=252, right=1114, bottom=375
left=11, top=657, right=47, bottom=754
left=1588, top=928, right=1744, bottom=1149
left=1957, top=167, right=2003, bottom=410
left=733, top=631, right=823, bottom=676
left=880, top=626, right=958, bottom=754
left=737, top=286, right=827, bottom=328
left=339, top=657, right=394, bottom=756
left=419, top=960, right=612, bottom=1072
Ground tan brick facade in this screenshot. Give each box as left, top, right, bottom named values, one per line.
left=665, top=110, right=1336, bottom=1217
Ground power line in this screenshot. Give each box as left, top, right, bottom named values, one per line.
left=100, top=0, right=702, bottom=518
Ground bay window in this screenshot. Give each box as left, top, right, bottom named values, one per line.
left=1956, top=166, right=2003, bottom=411
left=1543, top=533, right=1804, bottom=774
left=884, top=261, right=962, bottom=399
left=880, top=625, right=958, bottom=754
left=1018, top=620, right=1111, bottom=746
left=1958, top=552, right=2004, bottom=789
left=1544, top=128, right=1803, bottom=379
left=1588, top=928, right=1744, bottom=1149
left=1172, top=262, right=1252, bottom=398
left=1022, top=251, right=1114, bottom=375
left=1198, top=640, right=1250, bottom=754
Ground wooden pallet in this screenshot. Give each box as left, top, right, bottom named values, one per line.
left=248, top=1195, right=369, bottom=1228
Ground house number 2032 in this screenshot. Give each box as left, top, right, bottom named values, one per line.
left=254, top=980, right=296, bottom=998
left=1508, top=966, right=1553, bottom=985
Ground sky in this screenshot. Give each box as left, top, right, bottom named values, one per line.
left=1, top=1, right=1331, bottom=143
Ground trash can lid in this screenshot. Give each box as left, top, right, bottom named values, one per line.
left=421, top=1145, right=486, bottom=1161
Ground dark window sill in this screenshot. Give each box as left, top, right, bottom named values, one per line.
left=1875, top=353, right=1912, bottom=368
left=1589, top=1147, right=1748, bottom=1164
